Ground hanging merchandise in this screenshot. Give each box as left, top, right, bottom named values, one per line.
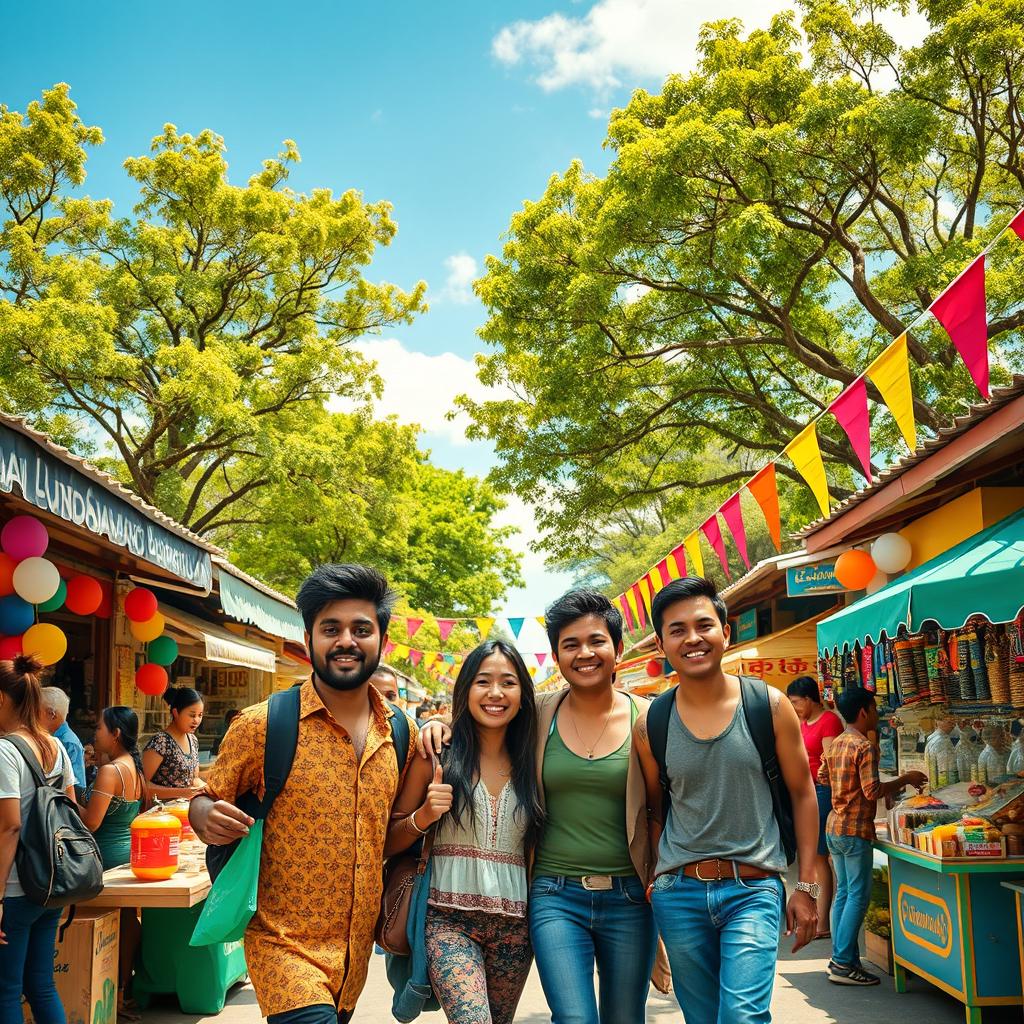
left=985, top=628, right=1011, bottom=705
left=861, top=641, right=875, bottom=694
left=969, top=628, right=991, bottom=702
left=893, top=638, right=921, bottom=705
left=956, top=632, right=976, bottom=702
left=910, top=635, right=931, bottom=703
left=924, top=631, right=944, bottom=705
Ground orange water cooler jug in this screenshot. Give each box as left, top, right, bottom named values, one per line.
left=164, top=799, right=195, bottom=841
left=130, top=807, right=182, bottom=881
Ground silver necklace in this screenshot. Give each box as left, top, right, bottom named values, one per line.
left=569, top=695, right=616, bottom=759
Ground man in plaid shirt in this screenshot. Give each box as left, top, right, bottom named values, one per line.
left=818, top=688, right=925, bottom=986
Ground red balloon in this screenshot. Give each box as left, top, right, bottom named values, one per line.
left=94, top=581, right=113, bottom=620
left=65, top=575, right=103, bottom=616
left=0, top=554, right=15, bottom=598
left=135, top=663, right=168, bottom=696
left=646, top=659, right=663, bottom=678
left=0, top=635, right=23, bottom=659
left=124, top=587, right=158, bottom=622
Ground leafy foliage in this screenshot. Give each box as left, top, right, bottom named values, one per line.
left=462, top=0, right=1024, bottom=574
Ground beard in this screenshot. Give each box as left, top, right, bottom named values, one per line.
left=311, top=647, right=380, bottom=692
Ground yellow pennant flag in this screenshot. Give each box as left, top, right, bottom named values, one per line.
left=475, top=617, right=495, bottom=640
left=624, top=587, right=641, bottom=627
left=528, top=665, right=538, bottom=678
left=535, top=615, right=546, bottom=628
left=866, top=333, right=917, bottom=454
left=393, top=643, right=410, bottom=660
left=638, top=575, right=653, bottom=614
left=784, top=422, right=831, bottom=518
left=683, top=532, right=704, bottom=578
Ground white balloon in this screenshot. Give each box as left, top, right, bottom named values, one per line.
left=866, top=569, right=888, bottom=595
left=871, top=532, right=912, bottom=574
left=12, top=557, right=61, bottom=605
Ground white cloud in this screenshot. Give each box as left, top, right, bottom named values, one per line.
left=587, top=107, right=607, bottom=119
left=440, top=252, right=479, bottom=305
left=493, top=0, right=931, bottom=93
left=333, top=338, right=503, bottom=446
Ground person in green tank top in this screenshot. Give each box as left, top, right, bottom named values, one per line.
left=78, top=707, right=145, bottom=1020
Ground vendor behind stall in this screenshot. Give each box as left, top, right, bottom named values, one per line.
left=142, top=687, right=205, bottom=801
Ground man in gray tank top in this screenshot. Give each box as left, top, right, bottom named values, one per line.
left=633, top=577, right=819, bottom=1024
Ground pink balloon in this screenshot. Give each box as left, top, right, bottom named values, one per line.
left=1, top=516, right=49, bottom=560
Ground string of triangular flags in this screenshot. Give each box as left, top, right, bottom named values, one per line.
left=384, top=637, right=552, bottom=678
left=391, top=613, right=547, bottom=645
left=613, top=206, right=1024, bottom=635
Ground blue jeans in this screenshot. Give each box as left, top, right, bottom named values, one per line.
left=651, top=872, right=784, bottom=1024
left=826, top=833, right=874, bottom=968
left=529, top=875, right=656, bottom=1024
left=267, top=1006, right=353, bottom=1024
left=0, top=896, right=64, bottom=1024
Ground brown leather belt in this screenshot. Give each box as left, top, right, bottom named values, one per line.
left=680, top=859, right=777, bottom=882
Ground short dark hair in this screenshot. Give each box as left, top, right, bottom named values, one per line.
left=545, top=588, right=622, bottom=651
left=786, top=676, right=821, bottom=702
left=295, top=563, right=397, bottom=635
left=837, top=687, right=875, bottom=724
left=372, top=665, right=399, bottom=684
left=651, top=577, right=728, bottom=638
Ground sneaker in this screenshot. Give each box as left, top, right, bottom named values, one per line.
left=828, top=961, right=880, bottom=986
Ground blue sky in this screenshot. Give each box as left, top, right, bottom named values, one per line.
left=0, top=0, right=927, bottom=630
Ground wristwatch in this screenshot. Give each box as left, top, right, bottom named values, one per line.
left=794, top=881, right=820, bottom=899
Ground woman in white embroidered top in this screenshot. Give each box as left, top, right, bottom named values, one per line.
left=385, top=640, right=543, bottom=1024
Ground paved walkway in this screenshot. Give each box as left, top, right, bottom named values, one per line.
left=142, top=934, right=1021, bottom=1023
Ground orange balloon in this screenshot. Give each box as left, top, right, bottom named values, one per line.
left=130, top=612, right=165, bottom=644
left=834, top=549, right=877, bottom=591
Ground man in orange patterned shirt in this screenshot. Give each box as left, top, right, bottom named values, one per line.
left=190, top=564, right=417, bottom=1024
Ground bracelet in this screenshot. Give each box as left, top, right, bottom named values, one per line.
left=408, top=811, right=427, bottom=835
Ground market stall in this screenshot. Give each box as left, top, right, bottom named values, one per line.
left=817, top=507, right=1024, bottom=1021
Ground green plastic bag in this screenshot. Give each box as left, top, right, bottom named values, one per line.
left=190, top=820, right=263, bottom=946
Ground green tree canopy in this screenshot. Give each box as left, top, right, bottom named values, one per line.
left=462, top=0, right=1024, bottom=571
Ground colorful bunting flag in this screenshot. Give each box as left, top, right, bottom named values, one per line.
left=866, top=334, right=917, bottom=454
left=930, top=255, right=990, bottom=399
left=631, top=583, right=648, bottom=630
left=475, top=617, right=495, bottom=640
left=406, top=617, right=424, bottom=640
left=638, top=575, right=653, bottom=614
left=700, top=515, right=730, bottom=580
left=437, top=619, right=456, bottom=643
left=394, top=643, right=410, bottom=660
left=536, top=652, right=548, bottom=667
left=528, top=665, right=538, bottom=678
left=654, top=560, right=671, bottom=588
left=624, top=588, right=641, bottom=631
left=828, top=377, right=872, bottom=480
left=783, top=422, right=831, bottom=519
left=668, top=545, right=685, bottom=579
left=719, top=493, right=750, bottom=569
left=535, top=616, right=546, bottom=628
left=507, top=617, right=526, bottom=639
left=384, top=638, right=396, bottom=657
left=683, top=531, right=704, bottom=579
left=746, top=463, right=781, bottom=552
left=410, top=649, right=423, bottom=667
left=1011, top=209, right=1024, bottom=240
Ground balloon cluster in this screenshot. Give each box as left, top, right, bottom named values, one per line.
left=124, top=587, right=178, bottom=695
left=0, top=515, right=107, bottom=666
left=834, top=533, right=913, bottom=593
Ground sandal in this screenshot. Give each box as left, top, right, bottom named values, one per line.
left=814, top=930, right=831, bottom=940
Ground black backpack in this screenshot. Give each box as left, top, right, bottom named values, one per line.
left=6, top=736, right=104, bottom=907
left=646, top=676, right=797, bottom=865
left=207, top=686, right=412, bottom=882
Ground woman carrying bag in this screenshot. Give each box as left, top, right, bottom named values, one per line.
left=383, top=641, right=543, bottom=1024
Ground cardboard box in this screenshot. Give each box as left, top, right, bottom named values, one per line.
left=23, top=908, right=120, bottom=1024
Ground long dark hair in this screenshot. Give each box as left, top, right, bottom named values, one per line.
left=102, top=706, right=145, bottom=799
left=443, top=641, right=544, bottom=848
left=0, top=655, right=55, bottom=771
left=162, top=686, right=203, bottom=717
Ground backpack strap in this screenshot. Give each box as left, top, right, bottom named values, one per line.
left=386, top=702, right=411, bottom=775
left=646, top=686, right=677, bottom=819
left=256, top=684, right=302, bottom=819
left=5, top=736, right=50, bottom=790
left=738, top=676, right=778, bottom=783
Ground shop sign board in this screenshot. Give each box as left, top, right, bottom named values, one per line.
left=0, top=423, right=212, bottom=590
left=786, top=560, right=843, bottom=597
left=736, top=608, right=758, bottom=642
left=892, top=865, right=963, bottom=996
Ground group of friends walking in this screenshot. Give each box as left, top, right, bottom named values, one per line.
left=0, top=560, right=921, bottom=1024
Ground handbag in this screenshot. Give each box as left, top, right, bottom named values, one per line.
left=376, top=821, right=436, bottom=955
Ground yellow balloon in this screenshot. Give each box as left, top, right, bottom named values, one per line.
left=22, top=623, right=67, bottom=666
left=130, top=612, right=165, bottom=643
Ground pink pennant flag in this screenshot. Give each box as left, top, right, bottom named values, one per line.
left=536, top=652, right=548, bottom=667
left=384, top=638, right=395, bottom=657
left=669, top=543, right=687, bottom=577
left=829, top=376, right=873, bottom=480
left=719, top=494, right=750, bottom=569
left=1010, top=208, right=1024, bottom=240
left=930, top=255, right=989, bottom=399
left=654, top=559, right=671, bottom=587
left=410, top=649, right=423, bottom=667
left=406, top=617, right=424, bottom=640
left=700, top=515, right=731, bottom=580
left=631, top=583, right=648, bottom=630
left=617, top=594, right=635, bottom=633
left=436, top=619, right=456, bottom=643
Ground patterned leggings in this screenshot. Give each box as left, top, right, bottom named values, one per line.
left=425, top=906, right=533, bottom=1024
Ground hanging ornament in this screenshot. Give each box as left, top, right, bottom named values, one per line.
left=130, top=613, right=166, bottom=644
left=64, top=576, right=103, bottom=616
left=12, top=558, right=60, bottom=605
left=124, top=588, right=158, bottom=623
left=871, top=533, right=912, bottom=574
left=21, top=623, right=67, bottom=666
left=0, top=595, right=34, bottom=636
left=1, top=516, right=49, bottom=560
left=834, top=549, right=877, bottom=591
left=135, top=663, right=168, bottom=696
left=147, top=635, right=179, bottom=667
